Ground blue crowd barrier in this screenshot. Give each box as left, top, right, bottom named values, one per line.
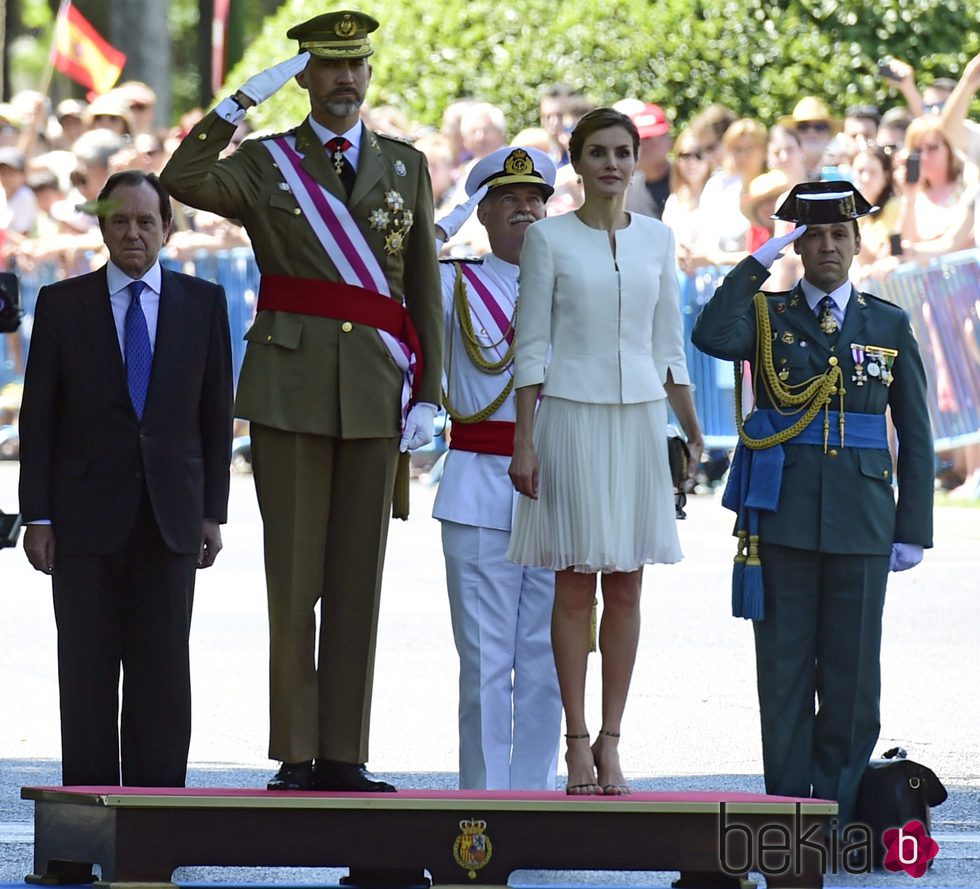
left=5, top=249, right=979, bottom=463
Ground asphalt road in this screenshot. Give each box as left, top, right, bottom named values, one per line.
left=0, top=461, right=977, bottom=887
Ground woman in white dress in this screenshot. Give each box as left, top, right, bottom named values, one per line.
left=507, top=108, right=703, bottom=795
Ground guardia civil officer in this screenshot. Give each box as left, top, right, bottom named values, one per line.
left=433, top=146, right=562, bottom=790
left=691, top=181, right=934, bottom=827
left=161, top=11, right=442, bottom=792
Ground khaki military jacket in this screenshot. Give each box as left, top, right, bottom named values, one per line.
left=161, top=111, right=442, bottom=439
left=692, top=256, right=934, bottom=555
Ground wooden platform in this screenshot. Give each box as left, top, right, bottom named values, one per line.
left=21, top=787, right=836, bottom=889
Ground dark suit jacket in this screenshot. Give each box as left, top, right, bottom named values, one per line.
left=18, top=265, right=233, bottom=556
left=691, top=256, right=934, bottom=556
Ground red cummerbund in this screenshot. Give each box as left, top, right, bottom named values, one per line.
left=256, top=274, right=423, bottom=399
left=449, top=419, right=516, bottom=457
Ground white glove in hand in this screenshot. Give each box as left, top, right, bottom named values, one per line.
left=399, top=402, right=439, bottom=452
left=752, top=225, right=808, bottom=270
left=889, top=542, right=924, bottom=572
left=435, top=185, right=490, bottom=241
left=238, top=52, right=311, bottom=105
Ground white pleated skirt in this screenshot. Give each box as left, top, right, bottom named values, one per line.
left=506, top=396, right=682, bottom=573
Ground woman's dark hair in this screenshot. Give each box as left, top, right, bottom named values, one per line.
left=568, top=108, right=640, bottom=164
left=96, top=170, right=173, bottom=230
left=855, top=143, right=895, bottom=217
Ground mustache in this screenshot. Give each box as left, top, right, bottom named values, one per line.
left=508, top=212, right=536, bottom=224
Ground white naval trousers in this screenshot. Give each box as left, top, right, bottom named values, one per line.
left=441, top=520, right=561, bottom=790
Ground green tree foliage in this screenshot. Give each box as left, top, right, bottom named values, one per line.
left=226, top=0, right=978, bottom=134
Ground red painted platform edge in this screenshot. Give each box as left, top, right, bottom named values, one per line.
left=24, top=786, right=831, bottom=804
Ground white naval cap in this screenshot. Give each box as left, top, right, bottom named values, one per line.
left=464, top=146, right=557, bottom=200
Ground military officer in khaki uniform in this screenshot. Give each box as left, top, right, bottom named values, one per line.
left=161, top=10, right=442, bottom=792
left=692, top=181, right=934, bottom=828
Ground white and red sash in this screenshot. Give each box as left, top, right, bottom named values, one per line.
left=457, top=261, right=515, bottom=364
left=262, top=134, right=415, bottom=419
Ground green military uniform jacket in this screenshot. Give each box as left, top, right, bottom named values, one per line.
left=691, top=256, right=934, bottom=555
left=161, top=111, right=442, bottom=439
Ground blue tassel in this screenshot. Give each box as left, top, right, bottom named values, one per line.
left=731, top=530, right=747, bottom=617
left=742, top=533, right=765, bottom=620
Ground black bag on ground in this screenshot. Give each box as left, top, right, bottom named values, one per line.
left=856, top=747, right=948, bottom=869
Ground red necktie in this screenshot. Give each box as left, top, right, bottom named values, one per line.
left=325, top=137, right=355, bottom=197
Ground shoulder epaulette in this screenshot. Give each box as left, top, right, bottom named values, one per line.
left=439, top=256, right=482, bottom=265
left=253, top=127, right=299, bottom=142
left=376, top=131, right=417, bottom=146
left=864, top=292, right=899, bottom=308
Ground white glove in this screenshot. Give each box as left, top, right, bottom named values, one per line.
left=889, top=542, right=924, bottom=572
left=399, top=402, right=439, bottom=452
left=752, top=225, right=808, bottom=270
left=435, top=185, right=490, bottom=242
left=238, top=52, right=311, bottom=105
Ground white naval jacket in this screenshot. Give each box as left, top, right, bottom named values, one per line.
left=513, top=211, right=690, bottom=400
left=432, top=254, right=519, bottom=532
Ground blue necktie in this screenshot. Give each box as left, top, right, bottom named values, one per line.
left=125, top=280, right=152, bottom=419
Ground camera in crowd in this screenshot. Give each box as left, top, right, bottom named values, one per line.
left=906, top=150, right=921, bottom=185
left=0, top=272, right=22, bottom=334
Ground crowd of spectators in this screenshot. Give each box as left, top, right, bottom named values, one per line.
left=1, top=56, right=978, bottom=363
left=3, top=55, right=977, bottom=281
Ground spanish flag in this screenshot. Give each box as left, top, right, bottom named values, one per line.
left=52, top=3, right=126, bottom=95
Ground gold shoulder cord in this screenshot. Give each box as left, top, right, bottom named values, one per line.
left=442, top=262, right=515, bottom=424
left=735, top=292, right=845, bottom=452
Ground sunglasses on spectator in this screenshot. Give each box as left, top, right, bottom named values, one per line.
left=797, top=121, right=831, bottom=133
left=677, top=149, right=705, bottom=161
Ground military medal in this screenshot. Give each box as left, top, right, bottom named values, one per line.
left=781, top=331, right=795, bottom=344
left=331, top=146, right=346, bottom=176
left=851, top=344, right=866, bottom=386
left=394, top=159, right=406, bottom=177
left=368, top=190, right=413, bottom=255
left=865, top=344, right=898, bottom=386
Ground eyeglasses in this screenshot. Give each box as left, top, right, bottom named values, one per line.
left=797, top=121, right=831, bottom=133
left=677, top=149, right=705, bottom=161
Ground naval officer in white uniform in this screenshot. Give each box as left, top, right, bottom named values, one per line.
left=433, top=146, right=562, bottom=789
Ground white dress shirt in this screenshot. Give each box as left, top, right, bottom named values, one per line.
left=107, top=260, right=163, bottom=358
left=307, top=116, right=363, bottom=172
left=799, top=275, right=852, bottom=328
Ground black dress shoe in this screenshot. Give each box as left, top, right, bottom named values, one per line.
left=267, top=760, right=314, bottom=791
left=314, top=760, right=397, bottom=792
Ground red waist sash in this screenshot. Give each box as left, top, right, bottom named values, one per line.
left=256, top=274, right=424, bottom=400
left=449, top=419, right=515, bottom=457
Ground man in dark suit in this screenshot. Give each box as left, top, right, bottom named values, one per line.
left=161, top=11, right=442, bottom=792
left=692, top=181, right=934, bottom=828
left=19, top=170, right=233, bottom=787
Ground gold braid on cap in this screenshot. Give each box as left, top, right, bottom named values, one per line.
left=442, top=263, right=515, bottom=425
left=735, top=292, right=845, bottom=452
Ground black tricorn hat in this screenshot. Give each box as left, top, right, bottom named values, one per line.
left=772, top=180, right=877, bottom=224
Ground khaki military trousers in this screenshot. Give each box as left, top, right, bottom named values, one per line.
left=250, top=422, right=399, bottom=765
